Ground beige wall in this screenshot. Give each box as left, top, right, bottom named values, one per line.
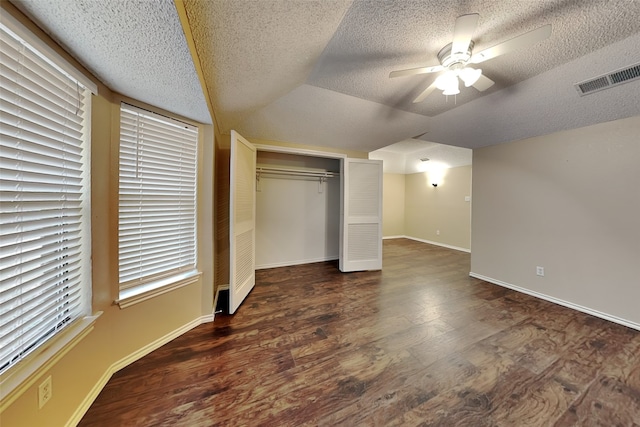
left=382, top=173, right=405, bottom=237
left=1, top=4, right=215, bottom=425
left=404, top=165, right=472, bottom=251
left=471, top=115, right=640, bottom=327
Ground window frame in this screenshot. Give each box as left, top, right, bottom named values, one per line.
left=116, top=102, right=201, bottom=308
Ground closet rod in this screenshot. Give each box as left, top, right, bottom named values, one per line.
left=256, top=166, right=339, bottom=179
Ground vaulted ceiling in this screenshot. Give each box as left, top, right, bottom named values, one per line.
left=12, top=0, right=640, bottom=153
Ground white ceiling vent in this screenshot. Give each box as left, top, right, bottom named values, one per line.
left=575, top=63, right=640, bottom=96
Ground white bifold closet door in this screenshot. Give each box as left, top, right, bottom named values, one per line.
left=340, top=158, right=383, bottom=272
left=229, top=130, right=257, bottom=314
left=229, top=133, right=383, bottom=313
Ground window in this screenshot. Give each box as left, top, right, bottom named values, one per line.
left=0, top=17, right=95, bottom=375
left=117, top=104, right=198, bottom=305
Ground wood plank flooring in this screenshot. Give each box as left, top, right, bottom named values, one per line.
left=79, top=239, right=640, bottom=426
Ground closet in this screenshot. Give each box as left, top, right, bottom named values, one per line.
left=229, top=131, right=382, bottom=313
left=255, top=151, right=341, bottom=269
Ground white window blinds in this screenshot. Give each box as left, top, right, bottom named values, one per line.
left=118, top=104, right=198, bottom=289
left=0, top=22, right=92, bottom=374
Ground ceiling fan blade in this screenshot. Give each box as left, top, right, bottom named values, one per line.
left=413, top=81, right=438, bottom=103
left=389, top=65, right=444, bottom=78
left=472, top=73, right=495, bottom=91
left=470, top=24, right=551, bottom=64
left=452, top=13, right=479, bottom=54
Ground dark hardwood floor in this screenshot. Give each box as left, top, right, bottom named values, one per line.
left=80, top=239, right=640, bottom=426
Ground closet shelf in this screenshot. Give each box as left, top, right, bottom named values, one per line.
left=256, top=166, right=339, bottom=180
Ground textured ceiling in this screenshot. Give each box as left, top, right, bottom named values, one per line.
left=425, top=32, right=640, bottom=148
left=184, top=0, right=353, bottom=131
left=183, top=0, right=640, bottom=150
left=238, top=84, right=429, bottom=152
left=11, top=0, right=640, bottom=153
left=308, top=0, right=639, bottom=117
left=12, top=0, right=211, bottom=125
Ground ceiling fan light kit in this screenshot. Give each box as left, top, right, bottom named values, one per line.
left=459, top=67, right=482, bottom=87
left=441, top=78, right=460, bottom=96
left=434, top=67, right=482, bottom=95
left=435, top=71, right=458, bottom=91
left=390, top=13, right=552, bottom=103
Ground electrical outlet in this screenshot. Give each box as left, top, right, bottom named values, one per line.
left=38, top=375, right=52, bottom=409
left=436, top=230, right=440, bottom=235
left=536, top=266, right=545, bottom=277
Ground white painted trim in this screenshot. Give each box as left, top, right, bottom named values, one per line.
left=469, top=272, right=640, bottom=331
left=402, top=236, right=471, bottom=253
left=65, top=364, right=112, bottom=427
left=256, top=256, right=339, bottom=270
left=382, top=235, right=405, bottom=240
left=200, top=313, right=215, bottom=324
left=252, top=143, right=347, bottom=159
left=65, top=314, right=213, bottom=427
left=116, top=271, right=202, bottom=309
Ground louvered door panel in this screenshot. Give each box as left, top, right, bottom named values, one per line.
left=340, top=159, right=383, bottom=272
left=229, top=131, right=256, bottom=313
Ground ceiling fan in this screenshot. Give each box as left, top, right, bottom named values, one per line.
left=390, top=14, right=551, bottom=103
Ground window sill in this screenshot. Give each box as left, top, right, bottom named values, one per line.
left=0, top=312, right=102, bottom=412
left=116, top=270, right=202, bottom=309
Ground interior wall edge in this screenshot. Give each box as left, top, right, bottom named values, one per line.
left=469, top=272, right=640, bottom=332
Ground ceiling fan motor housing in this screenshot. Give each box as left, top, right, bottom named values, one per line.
left=438, top=41, right=474, bottom=68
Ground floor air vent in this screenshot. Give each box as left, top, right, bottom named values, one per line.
left=575, top=63, right=640, bottom=96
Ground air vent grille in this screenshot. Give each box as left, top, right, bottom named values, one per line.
left=575, top=63, right=640, bottom=96
left=578, top=77, right=609, bottom=93
left=609, top=65, right=640, bottom=84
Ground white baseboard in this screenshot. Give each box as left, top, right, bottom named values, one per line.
left=469, top=272, right=640, bottom=331
left=200, top=313, right=215, bottom=324
left=66, top=364, right=113, bottom=427
left=256, top=256, right=338, bottom=270
left=382, top=235, right=405, bottom=240
left=401, top=235, right=471, bottom=253
left=66, top=314, right=214, bottom=427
